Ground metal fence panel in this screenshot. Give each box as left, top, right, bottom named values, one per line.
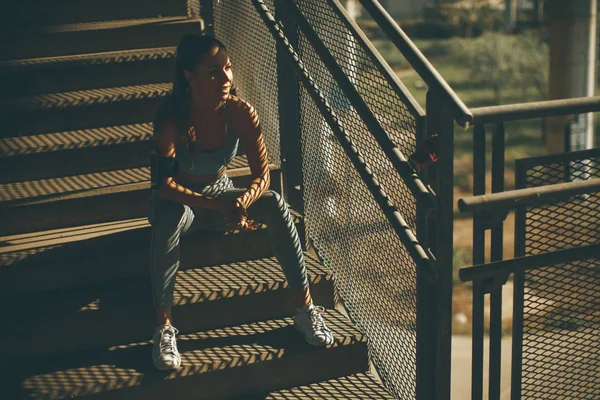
left=212, top=0, right=280, bottom=168
left=514, top=149, right=600, bottom=399
left=296, top=0, right=421, bottom=397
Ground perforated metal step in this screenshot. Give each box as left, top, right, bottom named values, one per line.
left=0, top=48, right=176, bottom=97
left=2, top=254, right=333, bottom=361
left=0, top=17, right=202, bottom=61
left=3, top=310, right=367, bottom=400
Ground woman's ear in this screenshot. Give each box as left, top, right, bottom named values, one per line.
left=183, top=69, right=195, bottom=87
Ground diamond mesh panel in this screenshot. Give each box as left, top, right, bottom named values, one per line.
left=516, top=150, right=600, bottom=399
left=212, top=0, right=280, bottom=168
left=297, top=0, right=418, bottom=230
left=296, top=0, right=420, bottom=397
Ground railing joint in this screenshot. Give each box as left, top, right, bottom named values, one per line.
left=482, top=271, right=510, bottom=294
left=479, top=209, right=510, bottom=231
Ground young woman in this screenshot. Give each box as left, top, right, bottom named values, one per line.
left=149, top=34, right=334, bottom=370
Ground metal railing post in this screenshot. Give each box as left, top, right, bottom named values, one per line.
left=488, top=122, right=506, bottom=400
left=511, top=160, right=527, bottom=400
left=199, top=0, right=215, bottom=35
left=275, top=0, right=305, bottom=220
left=416, top=114, right=434, bottom=400
left=425, top=88, right=453, bottom=400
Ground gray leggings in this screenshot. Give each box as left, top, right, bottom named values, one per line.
left=148, top=174, right=309, bottom=308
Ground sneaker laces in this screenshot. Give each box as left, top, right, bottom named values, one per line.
left=157, top=326, right=179, bottom=355
left=308, top=305, right=327, bottom=331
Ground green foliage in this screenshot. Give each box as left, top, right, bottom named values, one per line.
left=453, top=31, right=549, bottom=104
left=421, top=1, right=504, bottom=38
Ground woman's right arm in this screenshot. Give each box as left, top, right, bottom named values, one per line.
left=155, top=122, right=224, bottom=210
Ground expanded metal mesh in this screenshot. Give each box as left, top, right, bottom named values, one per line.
left=296, top=0, right=420, bottom=397
left=212, top=0, right=280, bottom=168
left=212, top=1, right=424, bottom=397
left=516, top=150, right=600, bottom=399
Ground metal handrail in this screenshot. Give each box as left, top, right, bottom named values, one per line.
left=282, top=0, right=435, bottom=210
left=458, top=177, right=600, bottom=213
left=251, top=0, right=438, bottom=282
left=471, top=96, right=600, bottom=125
left=460, top=243, right=600, bottom=282
left=357, top=0, right=473, bottom=127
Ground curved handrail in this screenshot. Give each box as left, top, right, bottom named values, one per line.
left=357, top=0, right=473, bottom=127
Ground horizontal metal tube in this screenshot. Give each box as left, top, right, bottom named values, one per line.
left=460, top=243, right=600, bottom=282
left=471, top=96, right=600, bottom=124
left=458, top=177, right=600, bottom=213
left=357, top=0, right=472, bottom=127
left=283, top=0, right=435, bottom=210
left=251, top=0, right=438, bottom=283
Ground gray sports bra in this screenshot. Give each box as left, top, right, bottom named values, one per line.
left=174, top=101, right=239, bottom=176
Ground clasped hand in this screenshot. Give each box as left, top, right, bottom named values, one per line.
left=215, top=199, right=258, bottom=232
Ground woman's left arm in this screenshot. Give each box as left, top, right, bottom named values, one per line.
left=234, top=100, right=270, bottom=210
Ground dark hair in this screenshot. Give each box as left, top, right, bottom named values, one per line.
left=153, top=34, right=235, bottom=148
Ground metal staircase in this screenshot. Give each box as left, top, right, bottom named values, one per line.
left=0, top=0, right=393, bottom=398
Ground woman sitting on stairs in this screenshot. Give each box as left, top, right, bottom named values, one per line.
left=148, top=34, right=334, bottom=370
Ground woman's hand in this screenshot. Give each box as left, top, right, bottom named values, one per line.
left=214, top=199, right=258, bottom=231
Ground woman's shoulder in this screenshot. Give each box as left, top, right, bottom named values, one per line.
left=227, top=95, right=260, bottom=134
left=227, top=95, right=256, bottom=115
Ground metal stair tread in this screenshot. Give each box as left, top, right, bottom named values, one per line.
left=173, top=254, right=330, bottom=305
left=5, top=16, right=199, bottom=35
left=0, top=157, right=253, bottom=203
left=0, top=123, right=153, bottom=157
left=0, top=83, right=171, bottom=112
left=0, top=47, right=176, bottom=72
left=0, top=203, right=301, bottom=268
left=6, top=310, right=364, bottom=399
left=5, top=253, right=329, bottom=320
left=262, top=372, right=394, bottom=399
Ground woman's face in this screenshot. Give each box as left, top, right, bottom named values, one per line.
left=185, top=45, right=233, bottom=105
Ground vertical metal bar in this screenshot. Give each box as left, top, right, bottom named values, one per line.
left=488, top=287, right=503, bottom=400
left=511, top=271, right=525, bottom=400
left=471, top=123, right=486, bottom=400
left=511, top=160, right=528, bottom=400
left=426, top=89, right=453, bottom=400
left=275, top=0, right=305, bottom=219
left=473, top=123, right=486, bottom=265
left=488, top=121, right=505, bottom=400
left=415, top=114, right=433, bottom=400
left=472, top=280, right=485, bottom=400
left=491, top=122, right=505, bottom=260
left=200, top=0, right=215, bottom=36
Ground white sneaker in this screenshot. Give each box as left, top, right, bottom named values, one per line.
left=293, top=304, right=335, bottom=346
left=152, top=324, right=182, bottom=370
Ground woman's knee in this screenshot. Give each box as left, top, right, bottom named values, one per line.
left=150, top=199, right=193, bottom=236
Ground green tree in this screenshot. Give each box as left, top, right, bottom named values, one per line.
left=455, top=32, right=518, bottom=104
left=513, top=30, right=549, bottom=100
left=455, top=30, right=549, bottom=104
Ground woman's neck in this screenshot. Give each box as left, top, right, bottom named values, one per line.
left=189, top=92, right=226, bottom=115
